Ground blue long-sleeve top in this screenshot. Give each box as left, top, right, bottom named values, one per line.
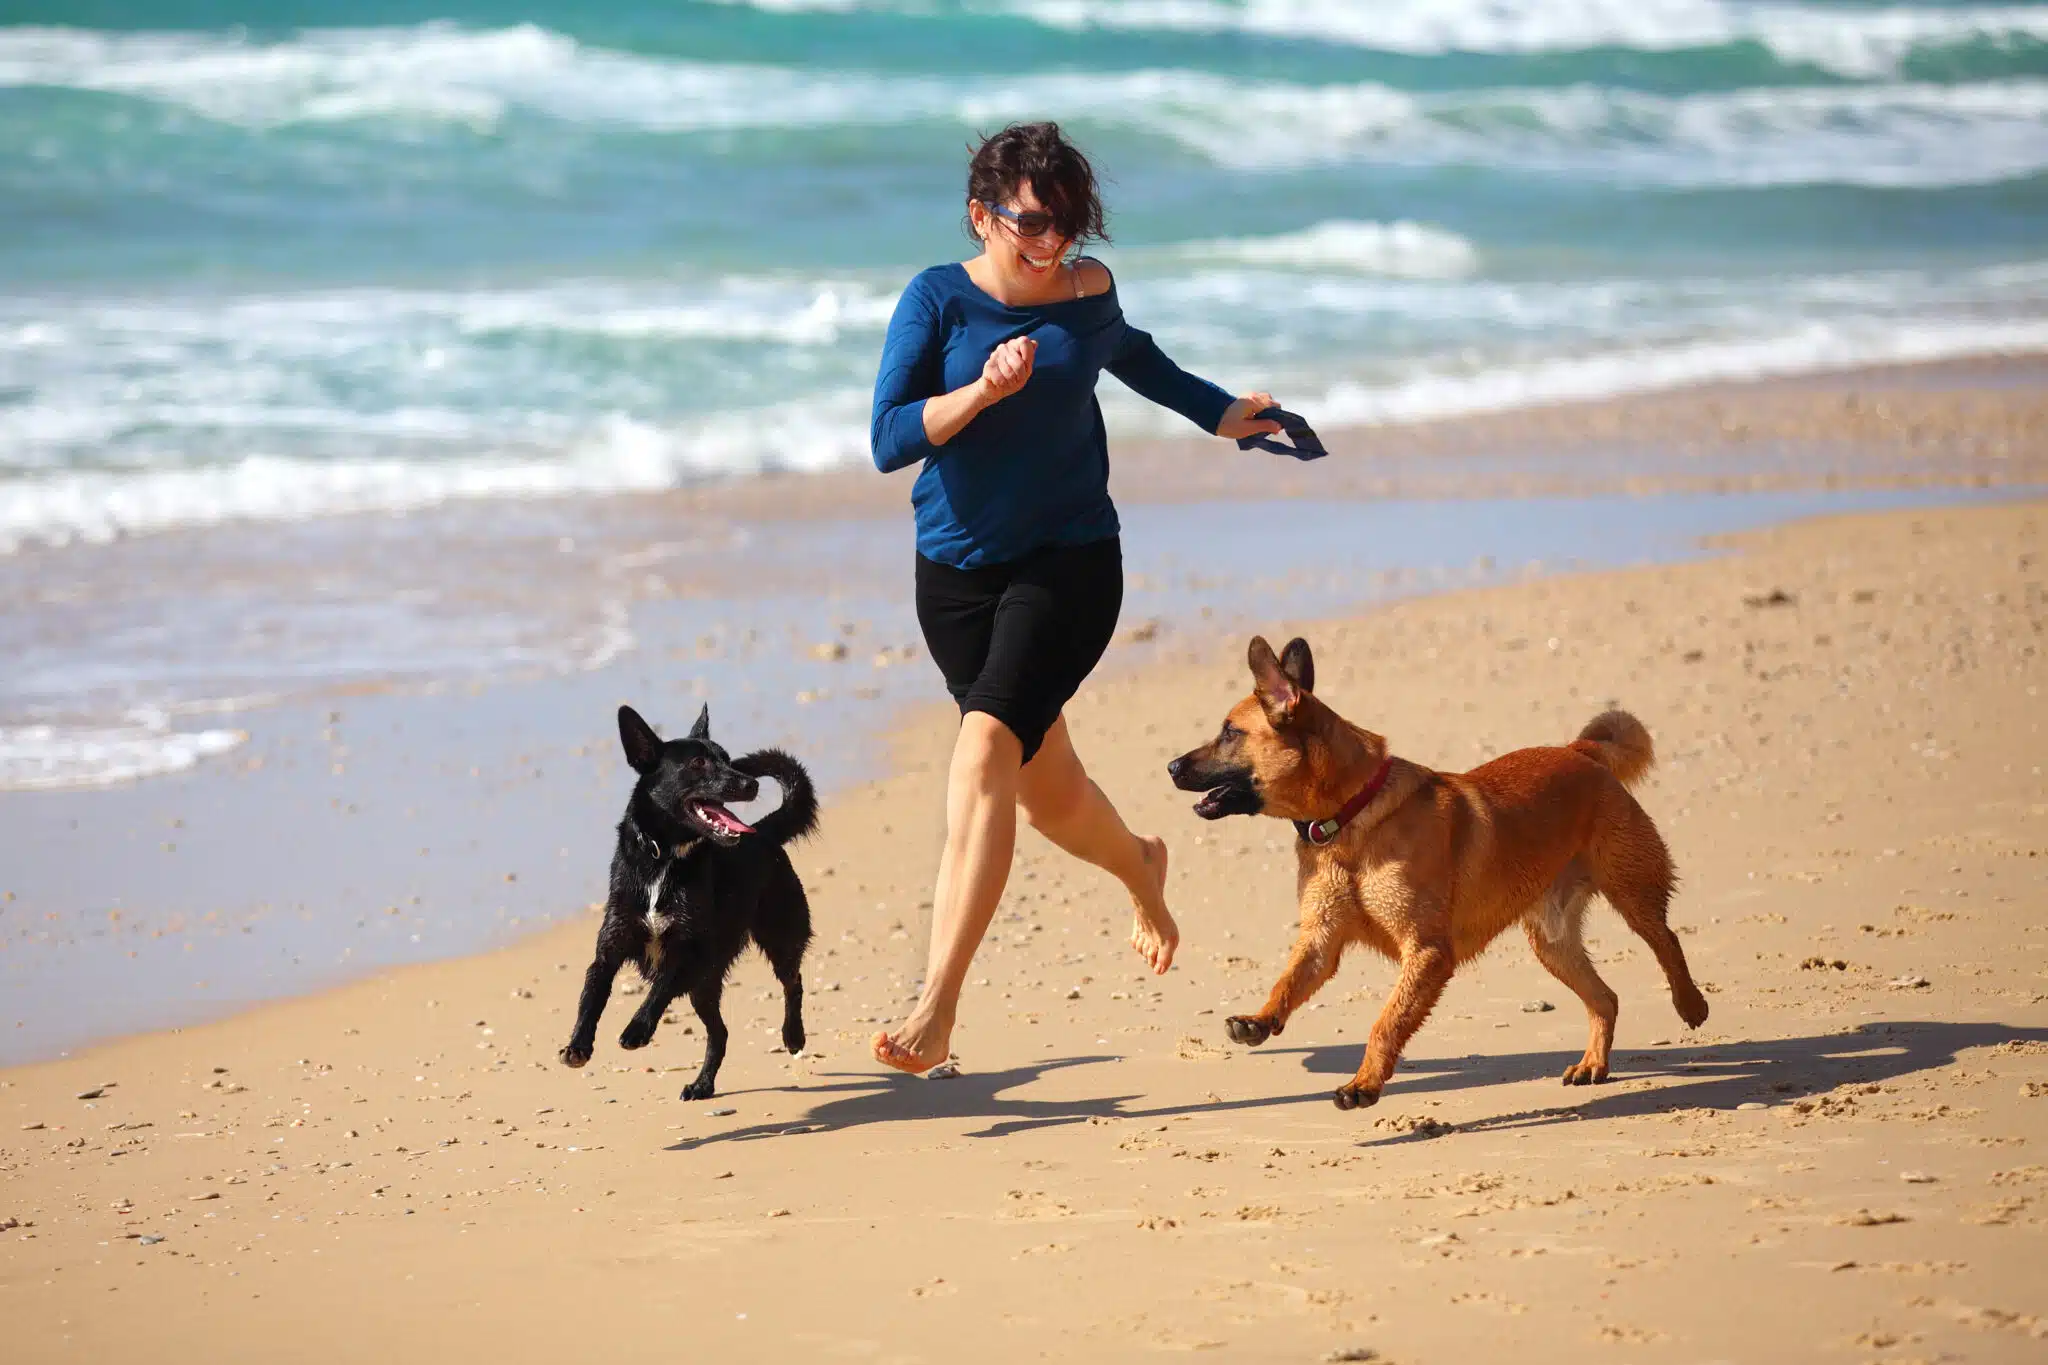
left=871, top=262, right=1234, bottom=568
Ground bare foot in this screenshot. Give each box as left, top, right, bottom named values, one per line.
left=1128, top=835, right=1179, bottom=975
left=871, top=1017, right=951, bottom=1075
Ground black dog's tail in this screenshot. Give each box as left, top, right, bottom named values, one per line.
left=736, top=748, right=819, bottom=845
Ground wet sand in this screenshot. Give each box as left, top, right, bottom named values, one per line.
left=4, top=494, right=2044, bottom=1363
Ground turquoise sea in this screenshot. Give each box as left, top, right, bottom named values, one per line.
left=3, top=0, right=2046, bottom=552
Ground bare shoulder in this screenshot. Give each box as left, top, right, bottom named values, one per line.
left=1071, top=256, right=1114, bottom=298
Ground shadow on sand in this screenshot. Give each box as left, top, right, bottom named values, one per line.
left=665, top=1019, right=2047, bottom=1152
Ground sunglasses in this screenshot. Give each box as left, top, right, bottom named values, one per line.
left=983, top=201, right=1064, bottom=241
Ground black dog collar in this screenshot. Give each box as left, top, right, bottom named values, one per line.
left=632, top=826, right=694, bottom=863
left=1236, top=405, right=1327, bottom=462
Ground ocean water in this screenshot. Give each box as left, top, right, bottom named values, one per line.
left=2, top=2, right=2045, bottom=790
left=3, top=0, right=2045, bottom=553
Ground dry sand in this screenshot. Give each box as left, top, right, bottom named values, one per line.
left=3, top=498, right=2044, bottom=1363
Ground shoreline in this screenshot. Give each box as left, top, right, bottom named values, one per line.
left=2, top=484, right=2032, bottom=1065
left=7, top=485, right=2040, bottom=1073
left=2, top=495, right=2041, bottom=1362
left=3, top=347, right=2039, bottom=771
left=656, top=350, right=2048, bottom=525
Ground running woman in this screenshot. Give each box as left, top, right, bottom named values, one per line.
left=869, top=121, right=1283, bottom=1073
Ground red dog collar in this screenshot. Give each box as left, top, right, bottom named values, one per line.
left=1296, top=756, right=1395, bottom=846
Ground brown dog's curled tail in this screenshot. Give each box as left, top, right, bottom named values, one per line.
left=1572, top=710, right=1654, bottom=788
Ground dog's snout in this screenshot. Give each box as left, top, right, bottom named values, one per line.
left=1167, top=755, right=1189, bottom=783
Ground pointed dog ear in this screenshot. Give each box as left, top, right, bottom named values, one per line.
left=1279, top=636, right=1315, bottom=694
left=618, top=705, right=662, bottom=773
left=687, top=704, right=711, bottom=741
left=1247, top=635, right=1300, bottom=726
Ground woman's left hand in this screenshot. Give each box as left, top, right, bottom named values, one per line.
left=1216, top=392, right=1283, bottom=441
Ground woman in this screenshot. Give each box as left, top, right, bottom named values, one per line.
left=868, top=122, right=1282, bottom=1074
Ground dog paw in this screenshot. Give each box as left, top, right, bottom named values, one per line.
left=782, top=1025, right=806, bottom=1056
left=559, top=1044, right=591, bottom=1069
left=1675, top=989, right=1710, bottom=1029
left=618, top=1019, right=654, bottom=1051
left=680, top=1078, right=716, bottom=1101
left=1225, top=1015, right=1272, bottom=1046
left=1331, top=1084, right=1380, bottom=1111
left=1561, top=1061, right=1608, bottom=1086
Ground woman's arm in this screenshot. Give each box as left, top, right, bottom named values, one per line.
left=871, top=282, right=1037, bottom=472
left=1108, top=323, right=1282, bottom=440
left=1100, top=271, right=1281, bottom=441
left=870, top=282, right=945, bottom=473
left=922, top=337, right=1035, bottom=447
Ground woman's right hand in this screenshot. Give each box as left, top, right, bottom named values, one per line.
left=920, top=336, right=1037, bottom=447
left=977, top=336, right=1036, bottom=407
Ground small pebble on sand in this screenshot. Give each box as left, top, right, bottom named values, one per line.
left=1522, top=1001, right=1554, bottom=1013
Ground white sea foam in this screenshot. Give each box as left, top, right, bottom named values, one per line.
left=1165, top=221, right=1479, bottom=278
left=5, top=307, right=2043, bottom=553
left=0, top=276, right=900, bottom=479
left=450, top=281, right=899, bottom=344
left=4, top=27, right=2045, bottom=186
left=700, top=0, right=2048, bottom=78
left=0, top=24, right=904, bottom=131
left=1309, top=318, right=2048, bottom=427
left=0, top=721, right=246, bottom=791
left=1077, top=73, right=2048, bottom=185
left=0, top=402, right=873, bottom=552
left=2, top=277, right=898, bottom=351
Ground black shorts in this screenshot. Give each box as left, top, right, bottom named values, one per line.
left=914, top=536, right=1123, bottom=764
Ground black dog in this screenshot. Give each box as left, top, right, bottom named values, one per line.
left=559, top=703, right=817, bottom=1100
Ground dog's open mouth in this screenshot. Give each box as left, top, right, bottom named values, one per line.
left=1193, top=779, right=1261, bottom=820
left=687, top=800, right=757, bottom=843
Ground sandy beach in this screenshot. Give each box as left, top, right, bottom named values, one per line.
left=4, top=359, right=2038, bottom=1064
left=9, top=6, right=2047, bottom=1356
left=5, top=488, right=2042, bottom=1362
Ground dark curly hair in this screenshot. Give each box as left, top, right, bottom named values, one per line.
left=963, top=122, right=1110, bottom=247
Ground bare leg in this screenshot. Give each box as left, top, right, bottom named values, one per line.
left=1336, top=938, right=1456, bottom=1110
left=873, top=712, right=1021, bottom=1074
left=1017, top=715, right=1178, bottom=974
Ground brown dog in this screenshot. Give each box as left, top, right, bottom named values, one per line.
left=1167, top=635, right=1709, bottom=1110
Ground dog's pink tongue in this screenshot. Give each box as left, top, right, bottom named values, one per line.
left=703, top=804, right=756, bottom=836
